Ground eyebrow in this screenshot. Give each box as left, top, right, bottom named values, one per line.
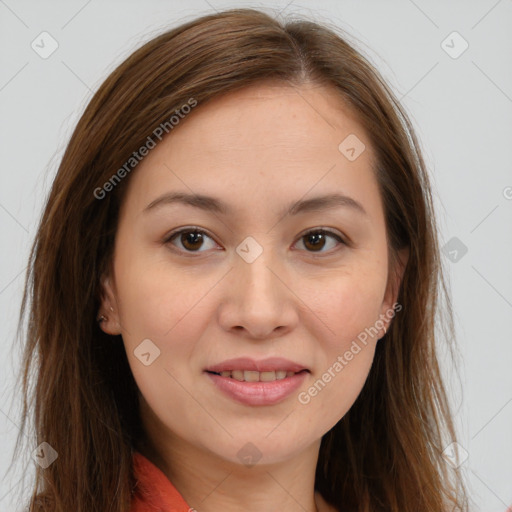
left=144, top=191, right=367, bottom=217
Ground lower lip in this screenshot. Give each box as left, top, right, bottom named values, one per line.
left=205, top=370, right=309, bottom=406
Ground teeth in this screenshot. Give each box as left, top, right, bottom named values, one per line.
left=232, top=370, right=244, bottom=381
left=260, top=371, right=276, bottom=382
left=215, top=370, right=301, bottom=382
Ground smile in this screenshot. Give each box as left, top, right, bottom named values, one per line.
left=205, top=369, right=309, bottom=406
left=206, top=369, right=307, bottom=382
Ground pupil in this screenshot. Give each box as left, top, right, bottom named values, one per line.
left=305, top=232, right=324, bottom=251
left=183, top=231, right=203, bottom=250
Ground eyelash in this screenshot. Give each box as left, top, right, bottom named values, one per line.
left=162, top=226, right=346, bottom=257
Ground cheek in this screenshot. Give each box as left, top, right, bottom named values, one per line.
left=299, top=267, right=384, bottom=414
left=114, top=255, right=213, bottom=435
left=308, top=263, right=386, bottom=348
left=113, top=251, right=222, bottom=407
left=115, top=248, right=212, bottom=339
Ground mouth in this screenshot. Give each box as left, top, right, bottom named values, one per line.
left=204, top=368, right=310, bottom=406
left=204, top=356, right=309, bottom=376
left=205, top=369, right=310, bottom=382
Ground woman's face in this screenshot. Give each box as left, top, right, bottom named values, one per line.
left=100, top=82, right=407, bottom=467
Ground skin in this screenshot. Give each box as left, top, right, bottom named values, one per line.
left=99, top=81, right=408, bottom=512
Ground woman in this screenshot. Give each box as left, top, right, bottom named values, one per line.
left=12, top=7, right=469, bottom=511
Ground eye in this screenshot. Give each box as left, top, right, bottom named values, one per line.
left=163, top=226, right=346, bottom=256
left=293, top=228, right=345, bottom=254
left=163, top=227, right=219, bottom=254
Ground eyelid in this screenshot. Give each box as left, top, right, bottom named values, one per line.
left=294, top=227, right=347, bottom=256
left=300, top=227, right=347, bottom=244
left=162, top=225, right=220, bottom=249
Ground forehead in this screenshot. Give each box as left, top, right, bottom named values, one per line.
left=170, top=81, right=368, bottom=154
left=121, top=81, right=382, bottom=223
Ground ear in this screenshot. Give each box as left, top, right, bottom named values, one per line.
left=97, top=272, right=122, bottom=336
left=381, top=246, right=409, bottom=326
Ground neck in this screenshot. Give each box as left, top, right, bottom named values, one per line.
left=137, top=430, right=323, bottom=512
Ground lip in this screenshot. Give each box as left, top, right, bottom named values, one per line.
left=205, top=370, right=309, bottom=406
left=204, top=357, right=308, bottom=373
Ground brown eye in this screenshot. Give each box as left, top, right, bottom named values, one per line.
left=296, top=229, right=345, bottom=254
left=165, top=228, right=217, bottom=253
left=178, top=231, right=204, bottom=251
left=164, top=227, right=345, bottom=257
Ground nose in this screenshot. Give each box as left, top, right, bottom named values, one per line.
left=217, top=250, right=299, bottom=340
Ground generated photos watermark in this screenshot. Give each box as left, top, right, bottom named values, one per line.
left=93, top=97, right=198, bottom=200
left=297, top=302, right=402, bottom=405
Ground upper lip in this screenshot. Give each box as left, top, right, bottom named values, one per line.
left=205, top=357, right=309, bottom=373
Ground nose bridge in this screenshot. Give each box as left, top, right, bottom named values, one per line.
left=235, top=236, right=283, bottom=305
left=218, top=234, right=297, bottom=337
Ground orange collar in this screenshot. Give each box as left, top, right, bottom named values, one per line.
left=131, top=451, right=192, bottom=512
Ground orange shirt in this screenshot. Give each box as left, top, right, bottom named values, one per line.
left=131, top=451, right=192, bottom=512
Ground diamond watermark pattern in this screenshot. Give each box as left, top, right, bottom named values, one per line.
left=236, top=236, right=263, bottom=263
left=338, top=134, right=366, bottom=161
left=31, top=31, right=59, bottom=59
left=32, top=442, right=58, bottom=469
left=134, top=338, right=161, bottom=366
left=442, top=441, right=469, bottom=468
left=236, top=442, right=262, bottom=468
left=442, top=236, right=468, bottom=263
left=441, top=31, right=469, bottom=59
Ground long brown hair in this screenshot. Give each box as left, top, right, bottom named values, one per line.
left=10, top=7, right=469, bottom=511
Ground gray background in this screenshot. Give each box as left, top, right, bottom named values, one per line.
left=1, top=0, right=511, bottom=510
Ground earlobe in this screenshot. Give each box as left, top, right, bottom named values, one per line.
left=97, top=274, right=122, bottom=335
